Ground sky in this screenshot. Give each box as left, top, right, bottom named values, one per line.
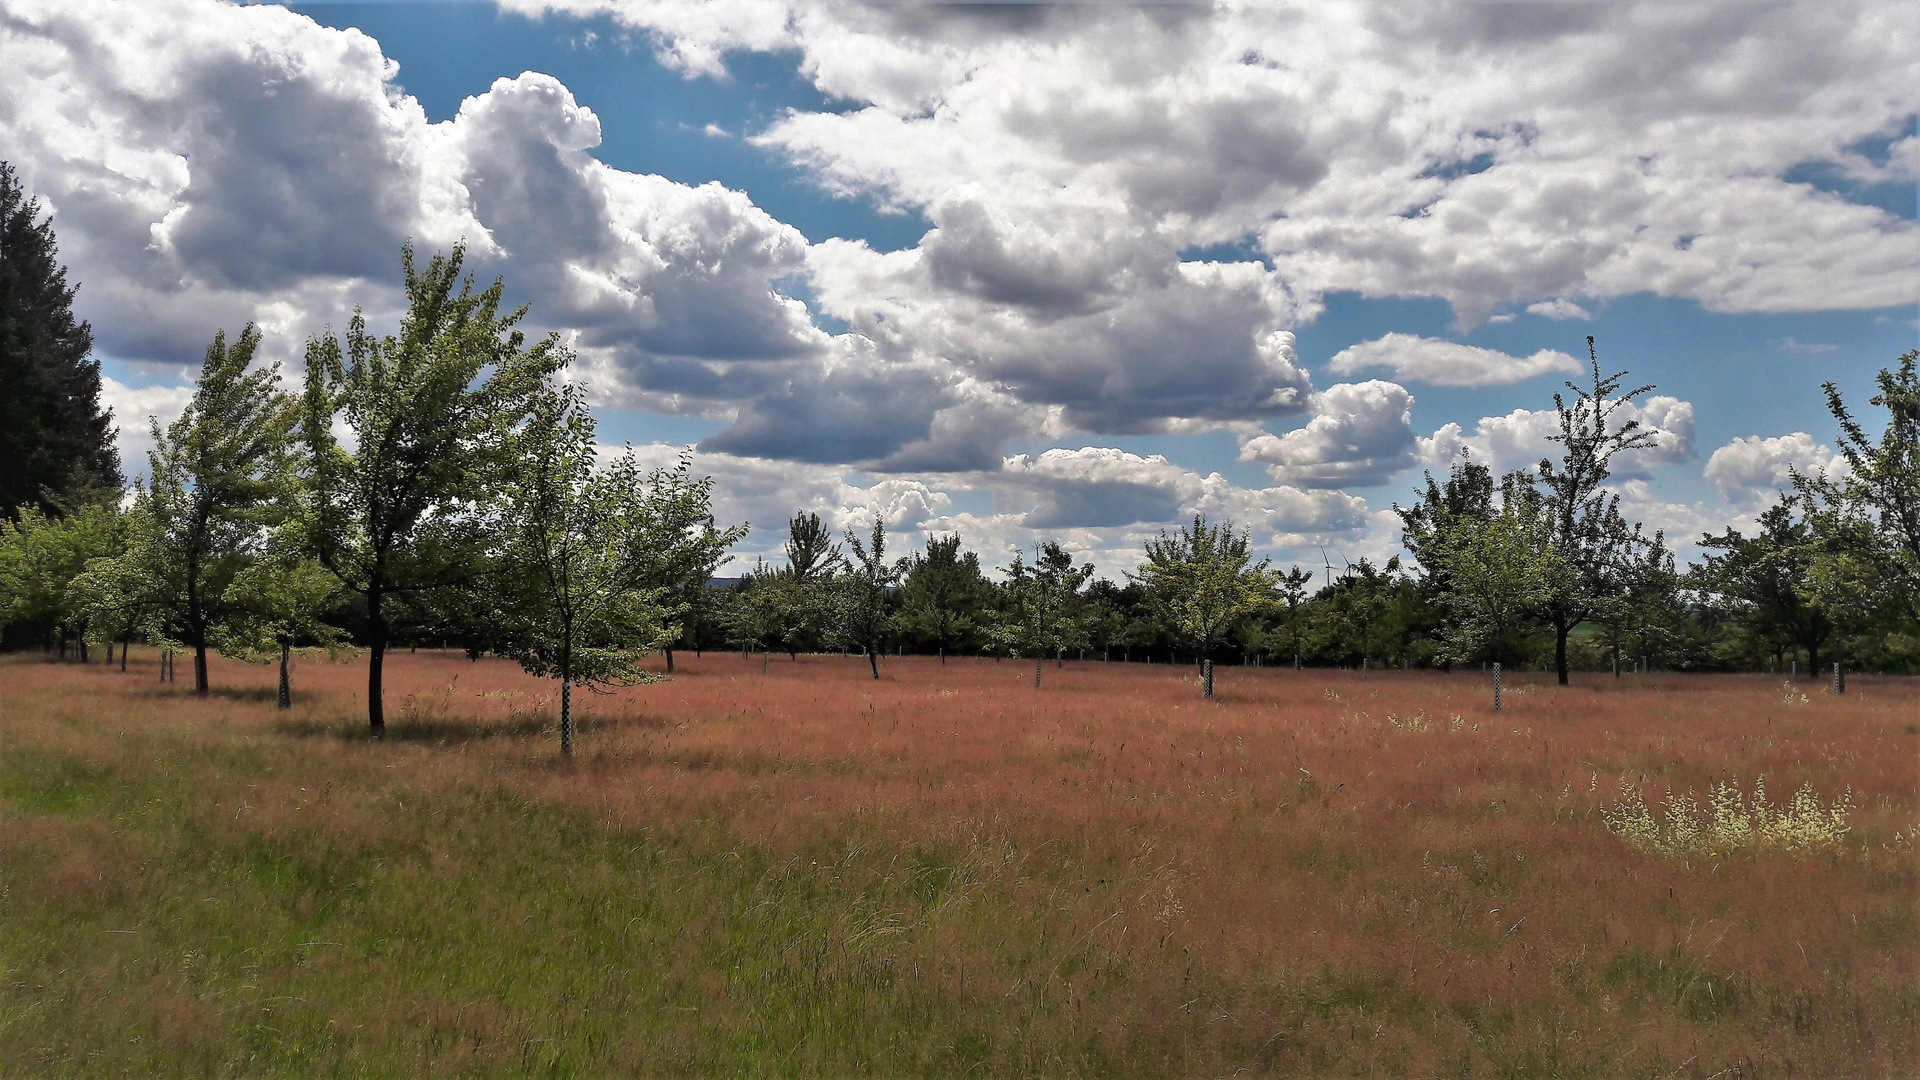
left=2, top=0, right=1915, bottom=577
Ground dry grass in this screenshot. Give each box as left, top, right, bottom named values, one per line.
left=0, top=649, right=1914, bottom=1077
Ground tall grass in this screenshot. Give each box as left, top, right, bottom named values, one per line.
left=0, top=650, right=1914, bottom=1076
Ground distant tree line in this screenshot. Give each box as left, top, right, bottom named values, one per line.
left=4, top=163, right=1917, bottom=753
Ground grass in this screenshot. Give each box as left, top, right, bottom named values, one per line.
left=0, top=649, right=1913, bottom=1077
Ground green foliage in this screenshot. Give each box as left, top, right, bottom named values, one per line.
left=136, top=324, right=300, bottom=691
left=299, top=244, right=567, bottom=732
left=898, top=533, right=989, bottom=658
left=1132, top=515, right=1272, bottom=662
left=831, top=521, right=898, bottom=677
left=490, top=383, right=742, bottom=751
left=1533, top=338, right=1661, bottom=682
left=1428, top=480, right=1559, bottom=666
left=1805, top=350, right=1920, bottom=630
left=1697, top=497, right=1831, bottom=669
left=0, top=499, right=122, bottom=650
left=988, top=543, right=1093, bottom=667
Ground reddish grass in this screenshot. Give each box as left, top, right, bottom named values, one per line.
left=2, top=647, right=1915, bottom=1076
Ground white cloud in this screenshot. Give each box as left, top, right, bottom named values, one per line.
left=99, top=375, right=196, bottom=479
left=1327, top=333, right=1581, bottom=387
left=1418, top=395, right=1695, bottom=478
left=523, top=0, right=1919, bottom=329
left=1239, top=381, right=1417, bottom=489
left=1703, top=432, right=1846, bottom=507
left=1526, top=299, right=1592, bottom=320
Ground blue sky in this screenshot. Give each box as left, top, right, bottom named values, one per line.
left=7, top=0, right=1916, bottom=572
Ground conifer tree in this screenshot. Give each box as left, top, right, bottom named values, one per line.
left=0, top=162, right=120, bottom=515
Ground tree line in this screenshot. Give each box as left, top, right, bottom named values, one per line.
left=4, top=164, right=1918, bottom=751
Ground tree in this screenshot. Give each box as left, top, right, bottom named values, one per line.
left=1534, top=338, right=1661, bottom=684
left=1133, top=515, right=1272, bottom=692
left=214, top=546, right=346, bottom=709
left=300, top=244, right=566, bottom=736
left=989, top=542, right=1093, bottom=688
left=898, top=533, right=987, bottom=662
left=721, top=563, right=787, bottom=671
left=0, top=499, right=121, bottom=657
left=1697, top=497, right=1831, bottom=671
left=1605, top=530, right=1686, bottom=672
left=0, top=162, right=121, bottom=517
left=67, top=510, right=167, bottom=671
left=1430, top=479, right=1559, bottom=668
left=139, top=325, right=299, bottom=694
left=1807, top=351, right=1920, bottom=629
left=646, top=458, right=745, bottom=674
left=832, top=521, right=898, bottom=678
left=492, top=384, right=733, bottom=755
left=1272, top=566, right=1313, bottom=668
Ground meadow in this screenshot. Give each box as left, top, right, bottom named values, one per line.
left=0, top=649, right=1913, bottom=1078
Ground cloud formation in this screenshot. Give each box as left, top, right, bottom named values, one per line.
left=1703, top=433, right=1846, bottom=507
left=1328, top=333, right=1582, bottom=387
left=1418, top=396, right=1696, bottom=479
left=1240, top=381, right=1418, bottom=489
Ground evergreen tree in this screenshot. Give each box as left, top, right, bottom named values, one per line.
left=0, top=162, right=120, bottom=515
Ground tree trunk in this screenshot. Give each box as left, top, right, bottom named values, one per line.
left=664, top=647, right=674, bottom=673
left=120, top=631, right=129, bottom=672
left=366, top=588, right=388, bottom=736
left=194, top=644, right=210, bottom=696
left=278, top=642, right=292, bottom=709
left=560, top=679, right=574, bottom=756
left=368, top=643, right=386, bottom=736
left=939, top=646, right=946, bottom=665
left=1554, top=621, right=1571, bottom=685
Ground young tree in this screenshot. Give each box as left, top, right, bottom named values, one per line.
left=0, top=162, right=121, bottom=517
left=1534, top=338, right=1661, bottom=684
left=0, top=498, right=121, bottom=657
left=1807, top=350, right=1920, bottom=629
left=214, top=546, right=346, bottom=709
left=898, top=533, right=987, bottom=662
left=1697, top=496, right=1832, bottom=671
left=492, top=385, right=731, bottom=755
left=1132, top=515, right=1273, bottom=692
left=1272, top=565, right=1313, bottom=668
left=989, top=542, right=1093, bottom=688
left=141, top=325, right=299, bottom=694
left=1430, top=480, right=1559, bottom=668
left=67, top=510, right=167, bottom=671
left=832, top=521, right=898, bottom=678
left=1605, top=530, right=1687, bottom=671
left=300, top=245, right=566, bottom=736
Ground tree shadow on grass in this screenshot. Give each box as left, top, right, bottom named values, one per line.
left=272, top=713, right=672, bottom=744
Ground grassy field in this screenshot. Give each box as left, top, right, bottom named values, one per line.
left=0, top=649, right=1913, bottom=1077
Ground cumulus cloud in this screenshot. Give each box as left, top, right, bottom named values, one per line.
left=1327, top=333, right=1581, bottom=387
left=1526, top=299, right=1592, bottom=321
left=1418, top=396, right=1696, bottom=478
left=1239, top=381, right=1417, bottom=489
left=525, top=0, right=1918, bottom=330
left=99, top=375, right=196, bottom=479
left=1703, top=432, right=1846, bottom=507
